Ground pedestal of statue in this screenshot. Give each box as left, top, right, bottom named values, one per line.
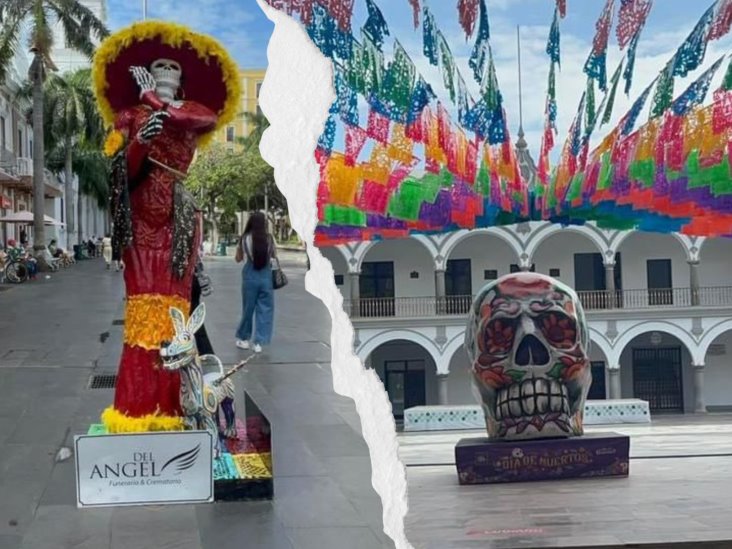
left=214, top=392, right=273, bottom=501
left=455, top=432, right=629, bottom=485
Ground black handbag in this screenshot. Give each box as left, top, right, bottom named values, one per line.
left=271, top=256, right=288, bottom=290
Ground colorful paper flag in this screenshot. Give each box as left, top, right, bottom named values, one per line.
left=363, top=0, right=390, bottom=48
left=673, top=4, right=715, bottom=78
left=458, top=0, right=480, bottom=38
left=584, top=0, right=615, bottom=92
left=407, top=0, right=420, bottom=29
left=546, top=7, right=561, bottom=66
left=708, top=0, right=732, bottom=41
left=671, top=55, right=724, bottom=116
left=423, top=7, right=439, bottom=66
left=616, top=0, right=652, bottom=49
left=650, top=63, right=675, bottom=119
left=469, top=0, right=491, bottom=84
left=601, top=61, right=623, bottom=126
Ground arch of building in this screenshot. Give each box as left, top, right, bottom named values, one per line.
left=358, top=330, right=443, bottom=370
left=611, top=321, right=700, bottom=366
left=612, top=230, right=702, bottom=263
left=698, top=319, right=732, bottom=364
left=440, top=228, right=523, bottom=269
left=588, top=327, right=614, bottom=366
left=442, top=332, right=468, bottom=374
left=525, top=223, right=613, bottom=265
left=353, top=236, right=435, bottom=274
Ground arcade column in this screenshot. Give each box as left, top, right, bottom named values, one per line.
left=608, top=367, right=622, bottom=399
left=688, top=260, right=700, bottom=306
left=692, top=363, right=707, bottom=413
left=435, top=268, right=446, bottom=315
left=604, top=262, right=617, bottom=308
left=437, top=374, right=449, bottom=405
left=349, top=272, right=360, bottom=317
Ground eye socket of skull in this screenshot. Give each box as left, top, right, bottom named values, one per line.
left=537, top=310, right=578, bottom=350
left=482, top=317, right=517, bottom=355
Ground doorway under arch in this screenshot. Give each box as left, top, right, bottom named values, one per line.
left=618, top=331, right=695, bottom=413
left=366, top=339, right=439, bottom=420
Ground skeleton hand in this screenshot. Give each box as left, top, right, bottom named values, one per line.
left=129, top=66, right=156, bottom=97
left=169, top=100, right=184, bottom=109
left=136, top=111, right=169, bottom=143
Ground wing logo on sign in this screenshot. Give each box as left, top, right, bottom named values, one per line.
left=160, top=444, right=201, bottom=475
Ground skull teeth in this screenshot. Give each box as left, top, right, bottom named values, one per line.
left=494, top=378, right=570, bottom=420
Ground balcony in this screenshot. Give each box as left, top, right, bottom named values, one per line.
left=0, top=156, right=63, bottom=198
left=345, top=287, right=732, bottom=320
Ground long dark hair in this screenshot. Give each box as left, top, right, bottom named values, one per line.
left=244, top=212, right=269, bottom=270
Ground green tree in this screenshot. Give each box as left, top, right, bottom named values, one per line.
left=186, top=144, right=254, bottom=245
left=32, top=68, right=104, bottom=244
left=0, top=1, right=107, bottom=262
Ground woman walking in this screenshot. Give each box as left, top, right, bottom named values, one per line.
left=102, top=234, right=113, bottom=269
left=235, top=212, right=276, bottom=353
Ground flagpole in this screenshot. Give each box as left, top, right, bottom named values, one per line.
left=517, top=25, right=524, bottom=135
left=142, top=0, right=147, bottom=20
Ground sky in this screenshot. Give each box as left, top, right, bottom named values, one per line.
left=105, top=0, right=732, bottom=161
left=106, top=0, right=274, bottom=69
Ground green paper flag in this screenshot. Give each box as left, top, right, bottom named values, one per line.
left=482, top=47, right=501, bottom=111
left=586, top=77, right=596, bottom=130
left=384, top=40, right=416, bottom=112
left=438, top=32, right=456, bottom=102
left=602, top=60, right=623, bottom=126
left=723, top=56, right=732, bottom=91
left=650, top=63, right=675, bottom=119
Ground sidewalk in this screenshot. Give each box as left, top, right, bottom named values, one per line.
left=0, top=255, right=392, bottom=549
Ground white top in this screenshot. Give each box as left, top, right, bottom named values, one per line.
left=239, top=234, right=275, bottom=266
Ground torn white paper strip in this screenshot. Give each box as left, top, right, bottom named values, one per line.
left=257, top=2, right=412, bottom=548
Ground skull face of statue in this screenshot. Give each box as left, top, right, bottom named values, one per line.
left=464, top=273, right=591, bottom=441
left=150, top=58, right=182, bottom=102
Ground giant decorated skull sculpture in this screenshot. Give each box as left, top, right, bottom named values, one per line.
left=465, top=272, right=591, bottom=441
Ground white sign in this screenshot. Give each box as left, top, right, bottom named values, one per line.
left=75, top=431, right=214, bottom=508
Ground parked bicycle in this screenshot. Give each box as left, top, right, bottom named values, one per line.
left=1, top=247, right=33, bottom=284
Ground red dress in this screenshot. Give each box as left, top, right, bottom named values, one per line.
left=111, top=97, right=216, bottom=423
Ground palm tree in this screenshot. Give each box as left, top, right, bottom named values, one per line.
left=42, top=68, right=104, bottom=244
left=235, top=110, right=269, bottom=150
left=47, top=141, right=108, bottom=246
left=0, top=1, right=107, bottom=262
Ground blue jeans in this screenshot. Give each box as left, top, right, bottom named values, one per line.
left=236, top=262, right=274, bottom=345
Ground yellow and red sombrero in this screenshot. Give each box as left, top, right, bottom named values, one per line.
left=92, top=20, right=241, bottom=147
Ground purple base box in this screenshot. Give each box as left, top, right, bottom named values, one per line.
left=455, top=432, right=630, bottom=485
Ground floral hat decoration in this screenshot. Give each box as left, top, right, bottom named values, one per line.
left=92, top=20, right=242, bottom=155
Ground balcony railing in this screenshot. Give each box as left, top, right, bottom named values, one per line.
left=346, top=286, right=732, bottom=319
left=0, top=155, right=32, bottom=178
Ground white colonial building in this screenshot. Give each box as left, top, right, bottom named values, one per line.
left=322, top=221, right=732, bottom=419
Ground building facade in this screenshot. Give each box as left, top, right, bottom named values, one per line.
left=0, top=43, right=65, bottom=248
left=321, top=223, right=732, bottom=417
left=212, top=68, right=266, bottom=150
left=52, top=0, right=108, bottom=73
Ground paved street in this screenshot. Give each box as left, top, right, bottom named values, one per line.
left=401, top=417, right=732, bottom=548
left=0, top=252, right=393, bottom=549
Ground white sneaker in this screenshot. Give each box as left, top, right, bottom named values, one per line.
left=253, top=343, right=262, bottom=353
left=235, top=339, right=250, bottom=350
